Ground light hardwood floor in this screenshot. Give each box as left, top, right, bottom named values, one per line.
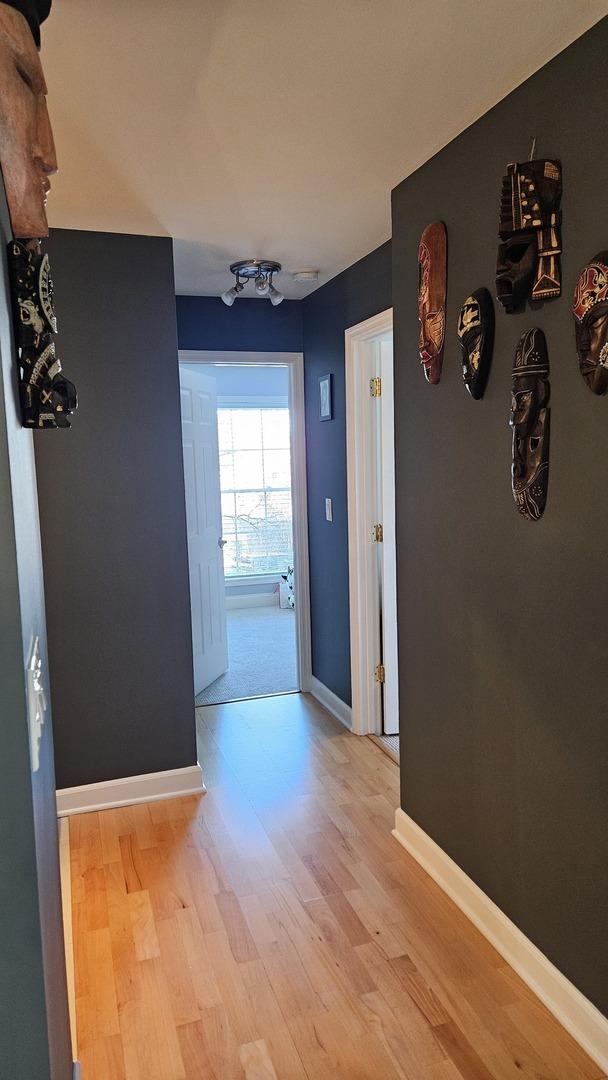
left=69, top=693, right=604, bottom=1079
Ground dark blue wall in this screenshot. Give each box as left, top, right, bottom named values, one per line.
left=176, top=295, right=303, bottom=352
left=302, top=242, right=392, bottom=704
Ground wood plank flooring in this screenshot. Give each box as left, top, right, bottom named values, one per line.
left=69, top=693, right=604, bottom=1079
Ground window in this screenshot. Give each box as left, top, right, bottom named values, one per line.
left=218, top=406, right=293, bottom=577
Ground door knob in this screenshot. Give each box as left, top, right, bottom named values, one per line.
left=218, top=538, right=228, bottom=548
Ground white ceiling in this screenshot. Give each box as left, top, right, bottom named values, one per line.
left=43, top=1, right=606, bottom=299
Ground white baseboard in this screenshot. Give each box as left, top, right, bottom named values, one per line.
left=56, top=764, right=205, bottom=817
left=309, top=675, right=352, bottom=730
left=393, top=808, right=608, bottom=1073
left=225, top=593, right=278, bottom=610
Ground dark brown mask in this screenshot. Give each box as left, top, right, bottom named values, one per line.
left=417, top=221, right=446, bottom=385
left=510, top=327, right=550, bottom=521
left=496, top=159, right=562, bottom=314
left=572, top=251, right=608, bottom=395
left=457, top=288, right=494, bottom=399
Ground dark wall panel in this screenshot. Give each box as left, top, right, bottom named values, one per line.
left=0, top=199, right=71, bottom=1075
left=36, top=230, right=197, bottom=789
left=392, top=18, right=608, bottom=1014
left=177, top=294, right=303, bottom=352
left=302, top=242, right=391, bottom=704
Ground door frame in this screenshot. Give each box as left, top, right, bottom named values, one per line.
left=344, top=309, right=398, bottom=736
left=178, top=349, right=312, bottom=693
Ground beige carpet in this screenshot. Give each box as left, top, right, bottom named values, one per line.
left=195, top=605, right=297, bottom=706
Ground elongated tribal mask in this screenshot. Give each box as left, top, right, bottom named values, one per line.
left=457, top=288, right=494, bottom=400
left=510, top=328, right=550, bottom=521
left=572, top=252, right=608, bottom=395
left=417, top=221, right=447, bottom=384
left=496, top=158, right=562, bottom=314
left=8, top=238, right=77, bottom=427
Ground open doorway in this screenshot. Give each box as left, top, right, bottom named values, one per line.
left=345, top=309, right=399, bottom=761
left=178, top=350, right=311, bottom=706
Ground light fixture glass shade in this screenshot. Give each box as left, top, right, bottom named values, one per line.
left=268, top=283, right=284, bottom=306
left=254, top=275, right=270, bottom=296
left=221, top=281, right=244, bottom=306
left=221, top=286, right=237, bottom=306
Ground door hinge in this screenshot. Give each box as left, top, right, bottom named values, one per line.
left=370, top=376, right=382, bottom=398
left=375, top=663, right=385, bottom=683
left=372, top=523, right=384, bottom=543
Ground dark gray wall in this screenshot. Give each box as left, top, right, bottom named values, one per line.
left=302, top=243, right=392, bottom=704
left=0, top=204, right=71, bottom=1072
left=36, top=230, right=197, bottom=789
left=392, top=17, right=608, bottom=1015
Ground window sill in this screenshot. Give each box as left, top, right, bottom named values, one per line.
left=225, top=573, right=284, bottom=587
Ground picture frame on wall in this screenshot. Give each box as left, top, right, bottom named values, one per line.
left=319, top=374, right=332, bottom=421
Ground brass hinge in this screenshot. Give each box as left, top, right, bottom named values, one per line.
left=372, top=523, right=384, bottom=543
left=370, top=376, right=382, bottom=397
left=375, top=663, right=385, bottom=684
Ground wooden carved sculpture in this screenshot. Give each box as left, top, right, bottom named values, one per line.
left=417, top=221, right=446, bottom=384
left=496, top=158, right=562, bottom=313
left=0, top=3, right=76, bottom=428
left=8, top=238, right=76, bottom=427
left=0, top=1, right=55, bottom=238
left=510, top=328, right=550, bottom=521
left=457, top=288, right=494, bottom=400
left=572, top=252, right=608, bottom=395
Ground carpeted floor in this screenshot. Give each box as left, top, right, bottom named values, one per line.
left=377, top=733, right=400, bottom=761
left=195, top=605, right=297, bottom=706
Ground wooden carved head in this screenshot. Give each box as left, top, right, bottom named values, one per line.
left=0, top=2, right=56, bottom=238
left=417, top=221, right=447, bottom=385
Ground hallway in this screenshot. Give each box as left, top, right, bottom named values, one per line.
left=68, top=695, right=601, bottom=1079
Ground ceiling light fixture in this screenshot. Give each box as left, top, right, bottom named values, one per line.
left=221, top=260, right=284, bottom=306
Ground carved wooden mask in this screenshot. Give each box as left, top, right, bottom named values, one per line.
left=496, top=159, right=562, bottom=314
left=572, top=252, right=608, bottom=396
left=457, top=288, right=494, bottom=400
left=0, top=3, right=56, bottom=238
left=417, top=221, right=447, bottom=385
left=510, top=328, right=550, bottom=521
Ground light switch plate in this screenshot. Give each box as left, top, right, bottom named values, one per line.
left=325, top=498, right=333, bottom=522
left=26, top=636, right=46, bottom=773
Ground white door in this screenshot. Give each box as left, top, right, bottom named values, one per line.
left=179, top=367, right=228, bottom=695
left=378, top=335, right=399, bottom=734
left=346, top=310, right=398, bottom=738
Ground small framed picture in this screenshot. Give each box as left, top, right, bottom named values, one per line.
left=319, top=374, right=332, bottom=421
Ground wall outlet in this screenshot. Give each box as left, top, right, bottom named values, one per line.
left=325, top=498, right=333, bottom=522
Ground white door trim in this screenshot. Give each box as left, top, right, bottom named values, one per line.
left=178, top=350, right=312, bottom=692
left=345, top=309, right=396, bottom=736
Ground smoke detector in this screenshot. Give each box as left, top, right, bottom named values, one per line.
left=292, top=269, right=319, bottom=284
